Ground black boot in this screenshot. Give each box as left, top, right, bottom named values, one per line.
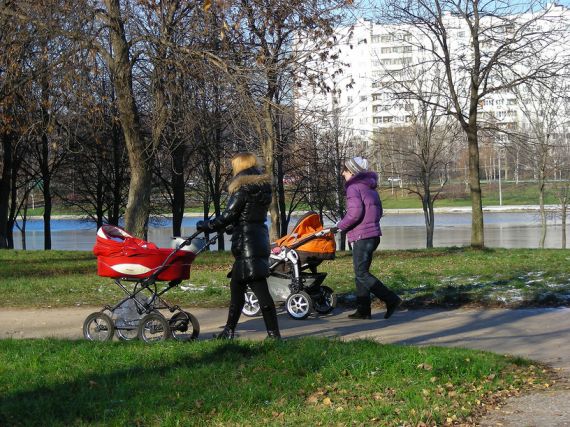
left=370, top=282, right=402, bottom=319
left=384, top=296, right=402, bottom=319
left=261, top=305, right=281, bottom=340
left=348, top=296, right=371, bottom=319
left=213, top=325, right=235, bottom=340
left=213, top=304, right=240, bottom=339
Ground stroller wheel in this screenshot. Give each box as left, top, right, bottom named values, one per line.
left=314, top=286, right=337, bottom=315
left=115, top=325, right=139, bottom=341
left=170, top=311, right=200, bottom=341
left=242, top=291, right=261, bottom=317
left=286, top=291, right=313, bottom=320
left=138, top=313, right=171, bottom=343
left=83, top=312, right=115, bottom=342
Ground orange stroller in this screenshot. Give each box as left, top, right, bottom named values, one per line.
left=242, top=212, right=337, bottom=319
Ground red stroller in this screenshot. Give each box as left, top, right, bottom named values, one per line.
left=83, top=225, right=215, bottom=343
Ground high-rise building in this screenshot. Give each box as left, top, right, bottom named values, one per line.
left=295, top=5, right=570, bottom=151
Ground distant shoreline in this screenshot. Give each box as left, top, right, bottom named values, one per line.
left=26, top=205, right=559, bottom=221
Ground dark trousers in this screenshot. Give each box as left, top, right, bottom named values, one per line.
left=352, top=237, right=399, bottom=313
left=226, top=272, right=279, bottom=333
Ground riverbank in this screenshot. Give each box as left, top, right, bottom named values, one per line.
left=25, top=204, right=561, bottom=221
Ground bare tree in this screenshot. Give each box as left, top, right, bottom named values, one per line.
left=380, top=1, right=568, bottom=248
left=211, top=0, right=352, bottom=240
left=379, top=116, right=459, bottom=247
left=512, top=76, right=570, bottom=247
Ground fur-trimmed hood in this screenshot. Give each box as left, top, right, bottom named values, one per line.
left=228, top=167, right=272, bottom=194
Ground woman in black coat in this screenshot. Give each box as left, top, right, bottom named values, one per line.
left=197, top=152, right=280, bottom=339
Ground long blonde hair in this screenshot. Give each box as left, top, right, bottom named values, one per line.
left=231, top=152, right=260, bottom=176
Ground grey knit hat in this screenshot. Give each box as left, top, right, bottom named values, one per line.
left=345, top=156, right=369, bottom=175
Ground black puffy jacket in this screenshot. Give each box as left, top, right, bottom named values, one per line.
left=210, top=167, right=272, bottom=282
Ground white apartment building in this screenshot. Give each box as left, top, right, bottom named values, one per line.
left=295, top=5, right=570, bottom=151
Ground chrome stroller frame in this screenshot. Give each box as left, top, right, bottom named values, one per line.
left=83, top=230, right=218, bottom=343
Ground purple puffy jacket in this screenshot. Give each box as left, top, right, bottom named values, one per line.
left=337, top=171, right=382, bottom=243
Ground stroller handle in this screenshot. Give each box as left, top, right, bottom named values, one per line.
left=284, top=228, right=336, bottom=250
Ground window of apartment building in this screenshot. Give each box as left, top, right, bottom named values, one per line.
left=507, top=110, right=516, bottom=117
left=403, top=45, right=413, bottom=53
left=373, top=116, right=382, bottom=124
left=381, top=58, right=392, bottom=65
left=484, top=99, right=494, bottom=106
left=360, top=130, right=366, bottom=136
left=371, top=35, right=381, bottom=43
left=381, top=47, right=391, bottom=54
left=405, top=115, right=412, bottom=122
left=497, top=111, right=506, bottom=118
left=359, top=117, right=367, bottom=124
left=457, top=31, right=466, bottom=38
left=372, top=93, right=382, bottom=101
left=381, top=35, right=392, bottom=43
left=372, top=81, right=380, bottom=88
left=346, top=118, right=353, bottom=124
left=372, top=60, right=381, bottom=67
left=360, top=95, right=367, bottom=101
left=383, top=116, right=394, bottom=123
left=347, top=96, right=353, bottom=103
left=496, top=99, right=504, bottom=106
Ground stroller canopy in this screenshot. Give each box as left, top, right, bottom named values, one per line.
left=274, top=212, right=335, bottom=259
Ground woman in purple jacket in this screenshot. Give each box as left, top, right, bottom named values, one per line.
left=336, top=157, right=402, bottom=320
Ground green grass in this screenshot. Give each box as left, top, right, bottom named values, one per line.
left=1, top=248, right=569, bottom=308
left=381, top=181, right=561, bottom=209
left=0, top=338, right=548, bottom=426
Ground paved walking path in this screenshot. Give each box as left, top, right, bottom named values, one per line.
left=2, top=305, right=570, bottom=425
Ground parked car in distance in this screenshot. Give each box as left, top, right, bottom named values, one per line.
left=387, top=177, right=401, bottom=184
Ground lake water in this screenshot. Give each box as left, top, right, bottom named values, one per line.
left=11, top=211, right=570, bottom=251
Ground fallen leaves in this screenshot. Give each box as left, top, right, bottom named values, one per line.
left=417, top=362, right=433, bottom=371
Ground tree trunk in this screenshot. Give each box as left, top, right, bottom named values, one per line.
left=40, top=131, right=52, bottom=250
left=261, top=98, right=280, bottom=241
left=105, top=0, right=150, bottom=238
left=276, top=141, right=288, bottom=237
left=95, top=159, right=104, bottom=229
left=171, top=142, right=185, bottom=237
left=423, top=187, right=434, bottom=248
left=110, top=119, right=123, bottom=226
left=561, top=203, right=567, bottom=249
left=538, top=172, right=547, bottom=248
left=335, top=133, right=346, bottom=251
left=0, top=132, right=13, bottom=249
left=7, top=155, right=19, bottom=250
left=467, top=125, right=484, bottom=248
left=20, top=200, right=28, bottom=250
